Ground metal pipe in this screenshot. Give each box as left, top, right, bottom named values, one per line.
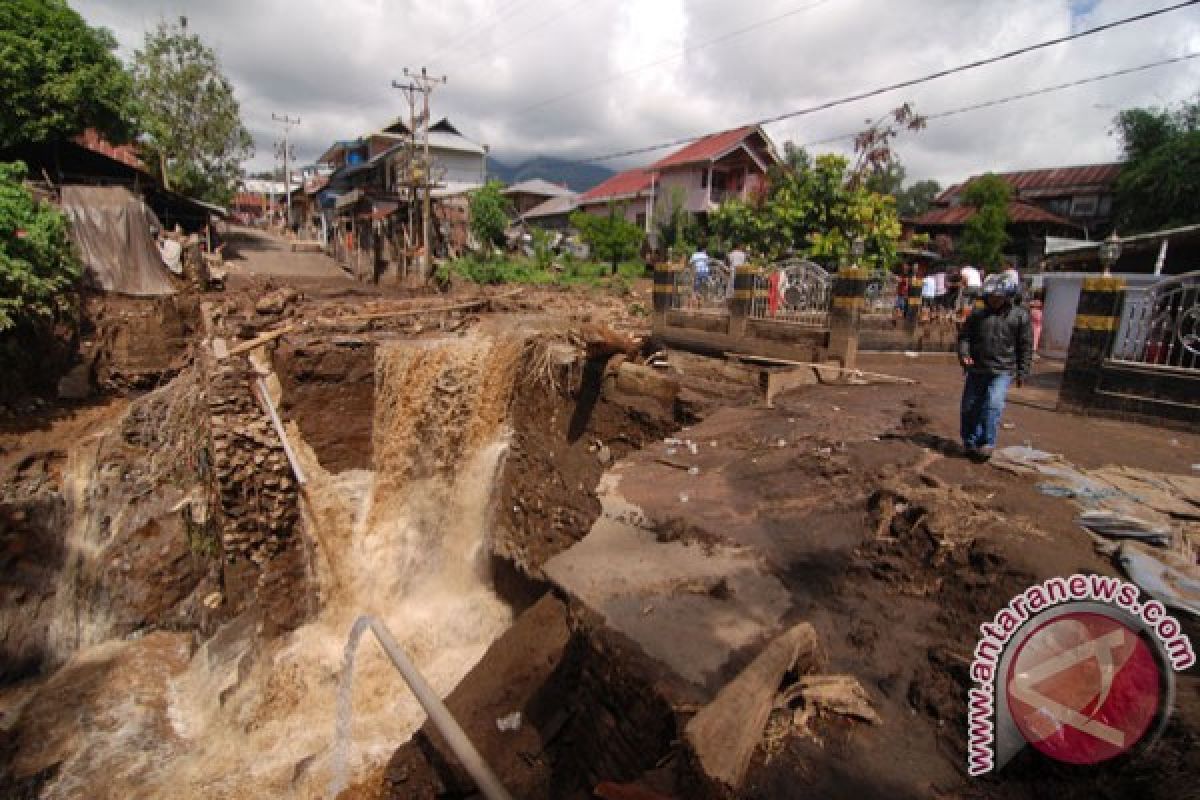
left=361, top=616, right=514, bottom=800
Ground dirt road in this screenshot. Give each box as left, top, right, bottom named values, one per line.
left=222, top=225, right=349, bottom=282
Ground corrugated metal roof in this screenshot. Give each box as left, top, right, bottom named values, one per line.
left=936, top=163, right=1121, bottom=203
left=913, top=200, right=1074, bottom=227
left=522, top=193, right=579, bottom=219
left=503, top=179, right=574, bottom=197
left=580, top=168, right=655, bottom=203
left=650, top=125, right=760, bottom=170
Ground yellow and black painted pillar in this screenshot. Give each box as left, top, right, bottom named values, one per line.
left=729, top=263, right=761, bottom=337
left=1059, top=276, right=1126, bottom=410
left=829, top=266, right=868, bottom=367
left=651, top=259, right=683, bottom=332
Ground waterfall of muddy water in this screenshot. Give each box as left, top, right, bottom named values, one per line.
left=32, top=335, right=524, bottom=799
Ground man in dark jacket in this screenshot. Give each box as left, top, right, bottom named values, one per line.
left=957, top=274, right=1032, bottom=459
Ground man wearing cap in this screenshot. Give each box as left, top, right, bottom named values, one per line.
left=956, top=274, right=1033, bottom=460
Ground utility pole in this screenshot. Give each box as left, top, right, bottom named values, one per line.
left=395, top=67, right=445, bottom=280
left=391, top=79, right=421, bottom=281
left=272, top=113, right=300, bottom=230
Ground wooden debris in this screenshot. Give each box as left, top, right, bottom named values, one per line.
left=726, top=352, right=917, bottom=385
left=685, top=622, right=820, bottom=792
left=784, top=675, right=881, bottom=726
left=225, top=324, right=297, bottom=358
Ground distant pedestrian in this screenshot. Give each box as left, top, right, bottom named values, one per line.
left=921, top=269, right=937, bottom=316
left=689, top=246, right=710, bottom=297
left=957, top=273, right=1032, bottom=460
left=727, top=244, right=747, bottom=299
left=1029, top=291, right=1044, bottom=354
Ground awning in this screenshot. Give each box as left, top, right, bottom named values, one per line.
left=334, top=189, right=362, bottom=209
left=365, top=201, right=399, bottom=220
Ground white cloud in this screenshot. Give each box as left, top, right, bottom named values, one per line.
left=69, top=0, right=1200, bottom=186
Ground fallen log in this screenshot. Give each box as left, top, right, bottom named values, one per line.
left=225, top=324, right=297, bottom=358
left=685, top=622, right=821, bottom=793
left=315, top=288, right=524, bottom=325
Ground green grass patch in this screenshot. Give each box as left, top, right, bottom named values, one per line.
left=438, top=255, right=646, bottom=292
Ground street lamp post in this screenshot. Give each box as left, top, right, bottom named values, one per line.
left=1098, top=231, right=1122, bottom=276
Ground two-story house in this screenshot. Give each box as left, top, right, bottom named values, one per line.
left=576, top=125, right=780, bottom=244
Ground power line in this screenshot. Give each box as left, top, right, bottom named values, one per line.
left=511, top=0, right=837, bottom=117
left=572, top=0, right=1200, bottom=163
left=799, top=51, right=1200, bottom=149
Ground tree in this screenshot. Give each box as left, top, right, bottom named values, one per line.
left=132, top=18, right=253, bottom=205
left=0, top=162, right=80, bottom=331
left=0, top=0, right=134, bottom=148
left=894, top=179, right=942, bottom=219
left=652, top=186, right=700, bottom=259
left=709, top=152, right=903, bottom=270
left=1113, top=97, right=1200, bottom=232
left=570, top=203, right=645, bottom=274
left=958, top=173, right=1011, bottom=269
left=468, top=180, right=510, bottom=251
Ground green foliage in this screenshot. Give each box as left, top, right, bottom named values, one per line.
left=653, top=187, right=700, bottom=259
left=132, top=19, right=253, bottom=206
left=0, top=162, right=81, bottom=331
left=894, top=179, right=942, bottom=218
left=569, top=203, right=645, bottom=274
left=441, top=254, right=642, bottom=290
left=529, top=226, right=555, bottom=270
left=958, top=173, right=1010, bottom=268
left=1113, top=97, right=1200, bottom=232
left=0, top=0, right=134, bottom=148
left=709, top=151, right=903, bottom=269
left=469, top=180, right=511, bottom=250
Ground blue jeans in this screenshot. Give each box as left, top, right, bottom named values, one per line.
left=960, top=371, right=1012, bottom=449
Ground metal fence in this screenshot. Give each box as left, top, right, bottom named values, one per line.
left=864, top=273, right=899, bottom=315
left=673, top=258, right=732, bottom=313
left=749, top=259, right=832, bottom=326
left=1110, top=270, right=1200, bottom=371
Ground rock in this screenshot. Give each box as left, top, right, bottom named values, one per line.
left=596, top=445, right=612, bottom=466
left=255, top=288, right=300, bottom=316
left=57, top=361, right=94, bottom=400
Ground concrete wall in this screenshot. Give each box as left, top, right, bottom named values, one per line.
left=1041, top=272, right=1162, bottom=358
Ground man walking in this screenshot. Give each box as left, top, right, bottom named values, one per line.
left=957, top=274, right=1032, bottom=460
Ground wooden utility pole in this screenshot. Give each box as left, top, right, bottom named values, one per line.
left=272, top=113, right=300, bottom=229
left=396, top=67, right=445, bottom=280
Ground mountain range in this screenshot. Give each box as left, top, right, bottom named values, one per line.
left=486, top=156, right=615, bottom=193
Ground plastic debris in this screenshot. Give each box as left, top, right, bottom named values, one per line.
left=1077, top=510, right=1171, bottom=547
left=777, top=438, right=787, bottom=448
left=1117, top=542, right=1200, bottom=618
left=496, top=711, right=522, bottom=732
left=679, top=492, right=690, bottom=503
left=687, top=466, right=700, bottom=476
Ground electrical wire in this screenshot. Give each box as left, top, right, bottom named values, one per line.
left=798, top=51, right=1200, bottom=149
left=571, top=0, right=1199, bottom=163
left=454, top=0, right=603, bottom=73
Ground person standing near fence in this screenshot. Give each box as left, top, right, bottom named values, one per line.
left=957, top=274, right=1032, bottom=461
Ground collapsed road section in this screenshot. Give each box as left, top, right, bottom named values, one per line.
left=1, top=281, right=1198, bottom=800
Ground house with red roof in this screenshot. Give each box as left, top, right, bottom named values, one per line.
left=912, top=163, right=1122, bottom=266
left=576, top=125, right=780, bottom=242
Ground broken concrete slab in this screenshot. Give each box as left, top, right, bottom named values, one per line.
left=543, top=469, right=792, bottom=689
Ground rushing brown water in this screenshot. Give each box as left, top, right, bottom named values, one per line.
left=16, top=335, right=523, bottom=799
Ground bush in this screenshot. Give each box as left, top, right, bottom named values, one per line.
left=570, top=203, right=645, bottom=274
left=468, top=181, right=511, bottom=251
left=0, top=161, right=80, bottom=331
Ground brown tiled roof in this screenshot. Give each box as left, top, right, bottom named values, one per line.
left=936, top=163, right=1121, bottom=203
left=73, top=128, right=145, bottom=171
left=913, top=200, right=1073, bottom=227
left=649, top=126, right=760, bottom=170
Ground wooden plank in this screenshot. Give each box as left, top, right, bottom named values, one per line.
left=685, top=622, right=820, bottom=791
left=225, top=325, right=297, bottom=358
left=726, top=352, right=917, bottom=384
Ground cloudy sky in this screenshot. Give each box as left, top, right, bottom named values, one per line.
left=71, top=0, right=1200, bottom=186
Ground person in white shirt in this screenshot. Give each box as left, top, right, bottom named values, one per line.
left=726, top=245, right=747, bottom=299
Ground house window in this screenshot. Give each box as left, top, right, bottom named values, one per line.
left=1046, top=198, right=1071, bottom=217
left=635, top=212, right=647, bottom=230
left=1098, top=195, right=1113, bottom=216
left=700, top=169, right=709, bottom=189
left=1070, top=195, right=1099, bottom=217
left=712, top=171, right=729, bottom=191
